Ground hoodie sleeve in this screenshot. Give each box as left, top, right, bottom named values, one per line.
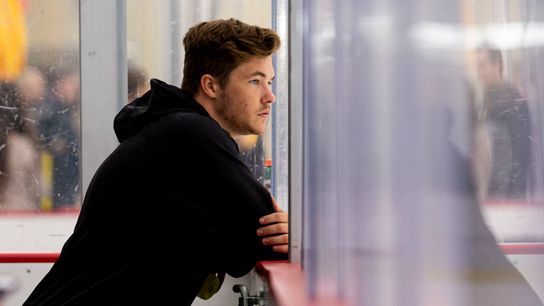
left=169, top=113, right=286, bottom=277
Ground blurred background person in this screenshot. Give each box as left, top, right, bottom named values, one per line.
left=38, top=67, right=80, bottom=209
left=472, top=47, right=532, bottom=201
left=127, top=62, right=149, bottom=103
left=0, top=79, right=40, bottom=210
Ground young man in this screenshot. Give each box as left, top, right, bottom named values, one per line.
left=24, top=18, right=288, bottom=305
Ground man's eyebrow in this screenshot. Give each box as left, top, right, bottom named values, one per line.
left=248, top=71, right=275, bottom=80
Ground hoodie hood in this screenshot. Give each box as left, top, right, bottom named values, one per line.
left=114, top=79, right=210, bottom=143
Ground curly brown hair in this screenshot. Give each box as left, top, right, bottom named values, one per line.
left=181, top=18, right=280, bottom=95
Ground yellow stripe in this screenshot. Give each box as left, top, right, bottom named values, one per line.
left=40, top=151, right=53, bottom=211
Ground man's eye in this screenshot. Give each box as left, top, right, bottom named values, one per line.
left=249, top=80, right=259, bottom=84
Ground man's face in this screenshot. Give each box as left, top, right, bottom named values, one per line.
left=215, top=56, right=276, bottom=136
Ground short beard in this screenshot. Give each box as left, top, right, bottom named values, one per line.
left=216, top=90, right=253, bottom=136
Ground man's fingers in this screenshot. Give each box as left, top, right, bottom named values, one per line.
left=259, top=211, right=288, bottom=225
left=272, top=245, right=289, bottom=253
left=261, top=234, right=289, bottom=246
left=257, top=223, right=288, bottom=237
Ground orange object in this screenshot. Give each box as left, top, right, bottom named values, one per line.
left=0, top=0, right=27, bottom=80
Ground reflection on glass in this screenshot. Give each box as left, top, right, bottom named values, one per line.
left=470, top=47, right=532, bottom=202
left=464, top=1, right=544, bottom=285
left=303, top=0, right=544, bottom=305
left=0, top=0, right=80, bottom=212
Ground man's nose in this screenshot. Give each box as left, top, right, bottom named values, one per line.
left=263, top=86, right=276, bottom=104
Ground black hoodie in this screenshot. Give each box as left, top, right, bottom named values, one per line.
left=24, top=79, right=284, bottom=306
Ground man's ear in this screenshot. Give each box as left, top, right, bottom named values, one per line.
left=200, top=74, right=219, bottom=99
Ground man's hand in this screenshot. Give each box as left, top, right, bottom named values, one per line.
left=257, top=195, right=289, bottom=253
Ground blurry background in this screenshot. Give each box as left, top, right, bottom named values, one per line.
left=0, top=0, right=543, bottom=305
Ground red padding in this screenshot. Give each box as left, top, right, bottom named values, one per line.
left=500, top=243, right=544, bottom=254
left=0, top=253, right=59, bottom=263
left=256, top=261, right=349, bottom=306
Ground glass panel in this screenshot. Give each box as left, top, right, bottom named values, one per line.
left=303, top=0, right=544, bottom=305
left=0, top=0, right=80, bottom=212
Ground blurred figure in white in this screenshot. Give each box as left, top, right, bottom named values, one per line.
left=17, top=66, right=46, bottom=123
left=0, top=78, right=40, bottom=210
left=127, top=63, right=149, bottom=103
